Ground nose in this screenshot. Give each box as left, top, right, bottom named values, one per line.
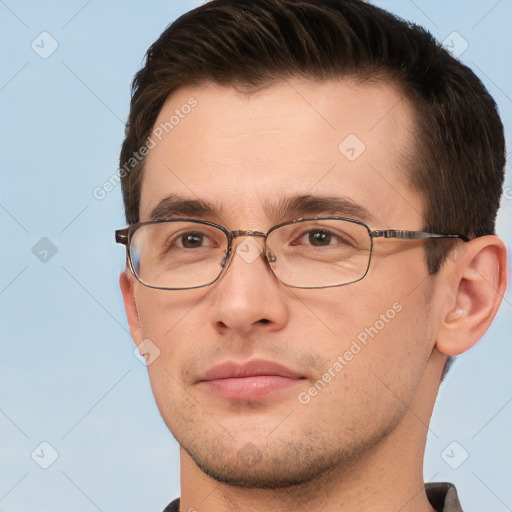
left=209, top=236, right=290, bottom=335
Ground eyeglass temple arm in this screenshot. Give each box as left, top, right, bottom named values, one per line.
left=370, top=229, right=469, bottom=242
left=115, top=229, right=129, bottom=245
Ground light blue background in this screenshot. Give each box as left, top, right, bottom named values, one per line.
left=1, top=1, right=511, bottom=511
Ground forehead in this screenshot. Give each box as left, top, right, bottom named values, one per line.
left=140, top=79, right=423, bottom=229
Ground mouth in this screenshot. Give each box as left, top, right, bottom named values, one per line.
left=197, top=359, right=306, bottom=400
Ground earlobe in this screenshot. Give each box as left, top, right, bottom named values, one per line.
left=436, top=235, right=507, bottom=356
left=119, top=271, right=144, bottom=346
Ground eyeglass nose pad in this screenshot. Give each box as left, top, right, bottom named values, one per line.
left=266, top=248, right=277, bottom=263
left=220, top=250, right=231, bottom=268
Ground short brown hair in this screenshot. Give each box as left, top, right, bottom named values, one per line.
left=120, top=0, right=505, bottom=273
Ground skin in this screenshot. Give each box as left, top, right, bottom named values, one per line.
left=120, top=79, right=507, bottom=511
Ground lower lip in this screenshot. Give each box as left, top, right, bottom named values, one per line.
left=201, top=376, right=303, bottom=400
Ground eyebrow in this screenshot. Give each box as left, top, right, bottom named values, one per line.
left=268, top=194, right=376, bottom=224
left=150, top=195, right=218, bottom=220
left=149, top=193, right=376, bottom=224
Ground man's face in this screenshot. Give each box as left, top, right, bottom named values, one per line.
left=123, top=79, right=442, bottom=487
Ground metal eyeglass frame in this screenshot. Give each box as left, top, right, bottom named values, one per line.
left=115, top=217, right=469, bottom=290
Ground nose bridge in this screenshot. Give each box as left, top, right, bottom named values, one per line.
left=229, top=229, right=267, bottom=240
left=220, top=230, right=269, bottom=271
left=214, top=227, right=282, bottom=292
left=210, top=228, right=289, bottom=333
left=223, top=230, right=268, bottom=269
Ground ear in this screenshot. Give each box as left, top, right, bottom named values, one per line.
left=435, top=235, right=507, bottom=356
left=119, top=271, right=144, bottom=346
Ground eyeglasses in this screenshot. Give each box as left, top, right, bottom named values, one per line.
left=115, top=217, right=468, bottom=290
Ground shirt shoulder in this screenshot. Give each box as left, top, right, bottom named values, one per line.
left=425, top=482, right=464, bottom=512
left=165, top=485, right=463, bottom=512
left=162, top=497, right=180, bottom=512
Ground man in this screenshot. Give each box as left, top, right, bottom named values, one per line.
left=116, top=0, right=507, bottom=510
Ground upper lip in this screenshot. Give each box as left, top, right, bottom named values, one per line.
left=199, top=359, right=304, bottom=382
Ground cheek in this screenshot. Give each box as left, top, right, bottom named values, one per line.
left=133, top=287, right=212, bottom=382
left=312, top=293, right=433, bottom=424
left=134, top=288, right=213, bottom=425
left=135, top=286, right=208, bottom=337
left=294, top=246, right=435, bottom=370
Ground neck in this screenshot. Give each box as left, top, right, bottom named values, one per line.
left=179, top=351, right=445, bottom=512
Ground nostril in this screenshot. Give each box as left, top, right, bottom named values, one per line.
left=259, top=318, right=270, bottom=324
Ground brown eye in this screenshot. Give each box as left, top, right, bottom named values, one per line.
left=308, top=230, right=332, bottom=246
left=180, top=232, right=205, bottom=248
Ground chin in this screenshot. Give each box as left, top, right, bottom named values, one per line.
left=183, top=439, right=350, bottom=490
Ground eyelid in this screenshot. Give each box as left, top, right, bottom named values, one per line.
left=286, top=223, right=356, bottom=246
left=172, top=226, right=225, bottom=248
